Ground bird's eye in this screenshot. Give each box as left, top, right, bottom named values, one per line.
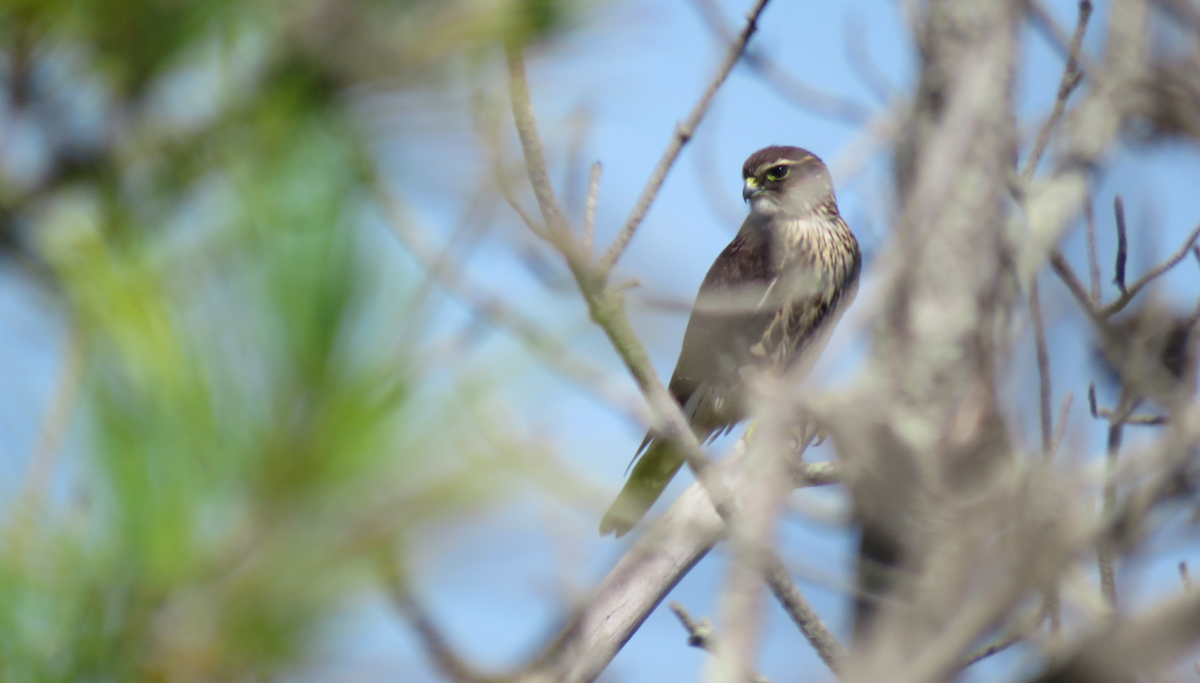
left=766, top=165, right=790, bottom=181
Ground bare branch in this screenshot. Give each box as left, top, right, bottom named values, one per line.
left=1022, top=0, right=1093, bottom=184
left=1051, top=250, right=1104, bottom=323
left=1101, top=218, right=1200, bottom=318
left=597, top=0, right=772, bottom=275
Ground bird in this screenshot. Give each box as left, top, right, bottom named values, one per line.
left=599, top=146, right=862, bottom=537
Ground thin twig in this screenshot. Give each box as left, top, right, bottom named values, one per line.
left=1050, top=391, right=1074, bottom=457
left=1050, top=250, right=1103, bottom=322
left=669, top=603, right=774, bottom=683
left=1026, top=0, right=1099, bottom=76
left=1101, top=219, right=1200, bottom=318
left=582, top=162, right=601, bottom=257
left=1021, top=0, right=1093, bottom=184
left=597, top=0, right=772, bottom=275
left=1113, top=196, right=1129, bottom=295
left=1086, top=193, right=1102, bottom=305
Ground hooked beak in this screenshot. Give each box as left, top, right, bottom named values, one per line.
left=742, top=179, right=762, bottom=202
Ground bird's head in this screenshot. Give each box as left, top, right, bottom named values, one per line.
left=741, top=146, right=835, bottom=218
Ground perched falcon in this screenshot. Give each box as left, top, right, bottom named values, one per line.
left=600, top=146, right=861, bottom=537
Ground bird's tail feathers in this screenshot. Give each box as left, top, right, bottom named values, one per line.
left=600, top=438, right=685, bottom=538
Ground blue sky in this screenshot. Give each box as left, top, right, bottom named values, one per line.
left=5, top=0, right=1200, bottom=681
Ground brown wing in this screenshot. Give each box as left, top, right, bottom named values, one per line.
left=667, top=226, right=778, bottom=432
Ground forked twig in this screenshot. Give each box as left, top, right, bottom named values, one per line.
left=1101, top=219, right=1200, bottom=318
left=1022, top=0, right=1093, bottom=184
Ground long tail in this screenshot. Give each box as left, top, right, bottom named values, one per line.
left=599, top=438, right=687, bottom=537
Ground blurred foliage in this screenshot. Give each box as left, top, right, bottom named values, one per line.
left=0, top=0, right=574, bottom=680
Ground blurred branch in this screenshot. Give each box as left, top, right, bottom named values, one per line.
left=960, top=603, right=1047, bottom=669
left=762, top=552, right=846, bottom=673
left=1026, top=580, right=1200, bottom=683
left=1099, top=395, right=1130, bottom=611
left=582, top=162, right=601, bottom=257
left=378, top=185, right=644, bottom=418
left=1030, top=277, right=1063, bottom=632
left=12, top=330, right=82, bottom=535
left=383, top=559, right=509, bottom=683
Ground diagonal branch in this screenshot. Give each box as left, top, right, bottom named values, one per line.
left=1021, top=0, right=1093, bottom=184
left=596, top=0, right=772, bottom=275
